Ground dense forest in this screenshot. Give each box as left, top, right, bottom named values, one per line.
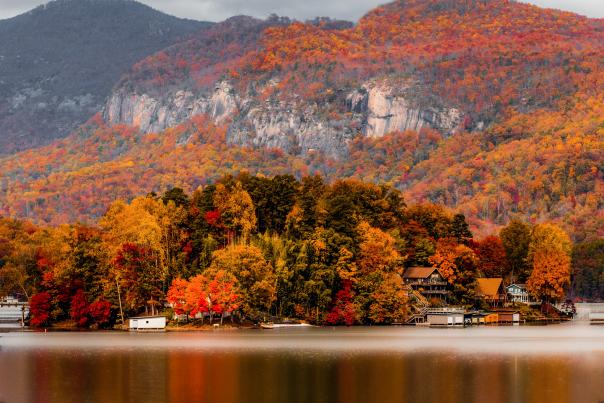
left=1, top=175, right=598, bottom=328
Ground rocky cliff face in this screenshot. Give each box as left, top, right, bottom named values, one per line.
left=227, top=100, right=359, bottom=158
left=103, top=78, right=462, bottom=158
left=347, top=81, right=462, bottom=138
left=104, top=81, right=238, bottom=133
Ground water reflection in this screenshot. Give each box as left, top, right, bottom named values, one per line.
left=0, top=330, right=603, bottom=403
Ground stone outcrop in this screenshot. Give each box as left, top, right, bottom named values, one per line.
left=103, top=78, right=463, bottom=158
left=103, top=81, right=238, bottom=134
left=347, top=81, right=462, bottom=137
left=227, top=100, right=358, bottom=158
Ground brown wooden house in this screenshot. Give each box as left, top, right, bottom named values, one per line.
left=403, top=267, right=450, bottom=300
left=476, top=278, right=506, bottom=306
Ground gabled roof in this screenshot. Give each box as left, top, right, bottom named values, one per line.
left=506, top=283, right=527, bottom=290
left=476, top=278, right=504, bottom=298
left=403, top=267, right=442, bottom=279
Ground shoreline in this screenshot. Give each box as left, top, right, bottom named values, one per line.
left=1, top=319, right=575, bottom=333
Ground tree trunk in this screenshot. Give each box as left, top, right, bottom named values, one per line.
left=116, top=278, right=125, bottom=326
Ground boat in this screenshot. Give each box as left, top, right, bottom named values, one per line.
left=259, top=322, right=312, bottom=329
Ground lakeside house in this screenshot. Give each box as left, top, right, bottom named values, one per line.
left=506, top=284, right=533, bottom=304
left=128, top=316, right=166, bottom=331
left=403, top=267, right=450, bottom=301
left=476, top=278, right=506, bottom=306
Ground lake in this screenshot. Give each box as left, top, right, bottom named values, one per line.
left=1, top=324, right=603, bottom=403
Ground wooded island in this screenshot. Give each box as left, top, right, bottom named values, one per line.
left=0, top=174, right=599, bottom=328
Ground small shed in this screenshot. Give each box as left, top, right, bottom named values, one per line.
left=129, top=316, right=166, bottom=331
left=464, top=311, right=486, bottom=326
left=498, top=311, right=521, bottom=324
left=484, top=313, right=499, bottom=324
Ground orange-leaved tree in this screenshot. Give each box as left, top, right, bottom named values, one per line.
left=526, top=223, right=572, bottom=303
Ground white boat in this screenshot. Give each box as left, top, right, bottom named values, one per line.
left=260, top=322, right=313, bottom=329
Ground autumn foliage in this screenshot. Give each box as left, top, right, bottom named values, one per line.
left=0, top=174, right=587, bottom=329
left=0, top=0, right=601, bottom=324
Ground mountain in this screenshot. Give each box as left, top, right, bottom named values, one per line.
left=0, top=0, right=602, bottom=241
left=103, top=0, right=603, bottom=157
left=0, top=0, right=211, bottom=154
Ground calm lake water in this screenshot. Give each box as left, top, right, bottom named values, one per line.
left=1, top=323, right=603, bottom=403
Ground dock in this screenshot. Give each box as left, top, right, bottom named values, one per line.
left=589, top=312, right=604, bottom=325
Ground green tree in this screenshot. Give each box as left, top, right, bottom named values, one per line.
left=500, top=219, right=532, bottom=282
left=162, top=187, right=190, bottom=208
left=294, top=175, right=326, bottom=237
left=240, top=174, right=299, bottom=234
left=571, top=239, right=604, bottom=300
left=451, top=213, right=473, bottom=244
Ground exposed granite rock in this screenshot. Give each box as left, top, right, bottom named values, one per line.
left=103, top=81, right=238, bottom=133
left=227, top=100, right=358, bottom=158
left=347, top=81, right=462, bottom=137
left=103, top=78, right=463, bottom=158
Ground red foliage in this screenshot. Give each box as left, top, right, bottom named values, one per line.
left=474, top=235, right=508, bottom=277
left=88, top=299, right=111, bottom=327
left=29, top=292, right=52, bottom=327
left=70, top=289, right=89, bottom=327
left=207, top=271, right=239, bottom=317
left=325, top=282, right=357, bottom=326
left=186, top=275, right=210, bottom=318
left=167, top=278, right=189, bottom=315
left=204, top=210, right=221, bottom=227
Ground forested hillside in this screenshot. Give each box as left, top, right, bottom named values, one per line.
left=0, top=0, right=602, bottom=244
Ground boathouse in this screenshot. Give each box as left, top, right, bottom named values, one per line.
left=476, top=278, right=506, bottom=306
left=426, top=308, right=465, bottom=327
left=129, top=316, right=166, bottom=331
left=0, top=296, right=29, bottom=325
left=498, top=311, right=521, bottom=324
left=483, top=311, right=521, bottom=324
left=484, top=313, right=499, bottom=324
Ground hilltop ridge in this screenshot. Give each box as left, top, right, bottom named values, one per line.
left=0, top=0, right=210, bottom=154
